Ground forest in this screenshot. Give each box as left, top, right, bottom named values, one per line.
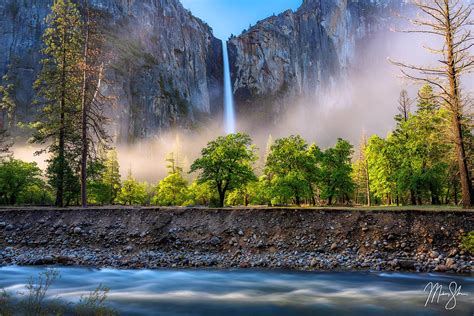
left=0, top=0, right=472, bottom=209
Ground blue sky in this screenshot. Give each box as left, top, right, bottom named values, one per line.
left=180, top=0, right=302, bottom=40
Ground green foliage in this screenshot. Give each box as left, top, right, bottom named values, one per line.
left=87, top=150, right=121, bottom=205
left=0, top=72, right=16, bottom=158
left=32, top=0, right=83, bottom=206
left=320, top=139, right=354, bottom=205
left=115, top=171, right=147, bottom=205
left=185, top=181, right=216, bottom=206
left=190, top=133, right=257, bottom=207
left=461, top=231, right=474, bottom=255
left=265, top=135, right=321, bottom=205
left=0, top=158, right=46, bottom=205
left=0, top=74, right=16, bottom=127
left=152, top=172, right=189, bottom=206
left=226, top=177, right=271, bottom=206
left=46, top=154, right=80, bottom=206
left=365, top=85, right=452, bottom=206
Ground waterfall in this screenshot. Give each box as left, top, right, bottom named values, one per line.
left=222, top=40, right=236, bottom=134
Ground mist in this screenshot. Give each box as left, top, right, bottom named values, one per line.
left=115, top=28, right=443, bottom=182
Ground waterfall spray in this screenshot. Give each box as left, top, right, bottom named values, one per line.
left=222, top=40, right=236, bottom=134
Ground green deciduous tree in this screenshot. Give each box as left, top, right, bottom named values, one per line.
left=152, top=172, right=189, bottom=206
left=152, top=154, right=188, bottom=206
left=265, top=135, right=321, bottom=205
left=190, top=133, right=257, bottom=207
left=186, top=181, right=215, bottom=206
left=0, top=159, right=44, bottom=205
left=115, top=170, right=147, bottom=205
left=320, top=139, right=354, bottom=205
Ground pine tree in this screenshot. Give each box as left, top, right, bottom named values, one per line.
left=102, top=149, right=121, bottom=204
left=32, top=0, right=83, bottom=207
left=353, top=132, right=371, bottom=206
left=0, top=73, right=16, bottom=159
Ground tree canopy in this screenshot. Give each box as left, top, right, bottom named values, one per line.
left=190, top=133, right=257, bottom=207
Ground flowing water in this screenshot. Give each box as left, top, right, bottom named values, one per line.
left=222, top=40, right=236, bottom=134
left=0, top=266, right=472, bottom=315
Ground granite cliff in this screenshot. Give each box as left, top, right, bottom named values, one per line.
left=227, top=0, right=407, bottom=124
left=0, top=0, right=223, bottom=142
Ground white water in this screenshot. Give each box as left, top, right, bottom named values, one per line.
left=222, top=40, right=236, bottom=134
left=1, top=267, right=473, bottom=315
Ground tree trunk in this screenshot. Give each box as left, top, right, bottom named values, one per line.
left=365, top=159, right=371, bottom=206
left=80, top=4, right=90, bottom=208
left=410, top=190, right=416, bottom=205
left=445, top=2, right=472, bottom=208
left=217, top=185, right=225, bottom=207
left=55, top=28, right=67, bottom=208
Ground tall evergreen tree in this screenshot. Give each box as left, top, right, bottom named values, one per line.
left=0, top=73, right=16, bottom=159
left=102, top=149, right=121, bottom=204
left=32, top=0, right=83, bottom=207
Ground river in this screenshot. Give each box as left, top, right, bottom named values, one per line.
left=0, top=267, right=472, bottom=315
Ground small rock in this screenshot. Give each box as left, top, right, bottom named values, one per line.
left=435, top=264, right=449, bottom=272
left=446, top=258, right=456, bottom=268
left=398, top=260, right=416, bottom=270
left=73, top=227, right=82, bottom=234
left=238, top=230, right=244, bottom=236
left=330, top=243, right=337, bottom=250
left=430, top=251, right=439, bottom=259
left=210, top=236, right=221, bottom=246
left=239, top=261, right=250, bottom=268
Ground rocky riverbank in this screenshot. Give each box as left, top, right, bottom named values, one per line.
left=0, top=207, right=472, bottom=273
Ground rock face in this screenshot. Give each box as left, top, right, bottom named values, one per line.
left=228, top=0, right=406, bottom=123
left=0, top=0, right=223, bottom=141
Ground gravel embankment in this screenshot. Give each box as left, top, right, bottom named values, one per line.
left=0, top=207, right=473, bottom=273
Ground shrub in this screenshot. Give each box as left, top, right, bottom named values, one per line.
left=461, top=231, right=474, bottom=255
